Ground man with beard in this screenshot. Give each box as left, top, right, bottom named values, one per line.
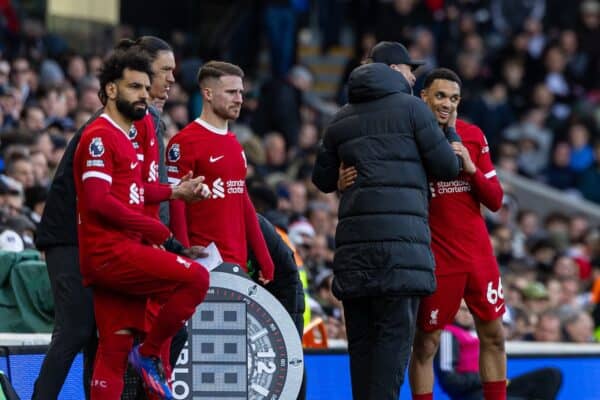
left=114, top=37, right=211, bottom=400
left=71, top=50, right=209, bottom=400
left=32, top=38, right=205, bottom=400
left=167, top=61, right=274, bottom=285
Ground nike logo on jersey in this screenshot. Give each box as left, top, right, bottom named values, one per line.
left=209, top=155, right=224, bottom=163
left=495, top=304, right=504, bottom=313
left=130, top=162, right=138, bottom=169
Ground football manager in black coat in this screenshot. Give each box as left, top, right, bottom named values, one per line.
left=312, top=41, right=461, bottom=400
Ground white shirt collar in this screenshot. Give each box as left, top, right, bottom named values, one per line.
left=195, top=117, right=228, bottom=135
left=100, top=113, right=132, bottom=139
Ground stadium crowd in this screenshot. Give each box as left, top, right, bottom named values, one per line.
left=0, top=0, right=600, bottom=346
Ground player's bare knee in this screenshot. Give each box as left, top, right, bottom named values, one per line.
left=413, top=330, right=441, bottom=361
left=477, top=319, right=505, bottom=353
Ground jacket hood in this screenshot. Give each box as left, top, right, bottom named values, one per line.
left=348, top=62, right=412, bottom=103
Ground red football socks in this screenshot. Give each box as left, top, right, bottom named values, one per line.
left=483, top=380, right=507, bottom=400
left=413, top=393, right=433, bottom=400
left=90, top=333, right=133, bottom=400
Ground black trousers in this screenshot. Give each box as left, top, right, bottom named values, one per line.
left=32, top=246, right=97, bottom=400
left=343, top=295, right=420, bottom=400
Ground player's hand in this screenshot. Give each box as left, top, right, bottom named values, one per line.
left=196, top=183, right=211, bottom=199
left=181, top=245, right=208, bottom=259
left=337, top=162, right=357, bottom=192
left=451, top=142, right=476, bottom=175
left=258, top=270, right=271, bottom=285
left=172, top=172, right=207, bottom=202
left=448, top=108, right=457, bottom=128
left=152, top=244, right=166, bottom=250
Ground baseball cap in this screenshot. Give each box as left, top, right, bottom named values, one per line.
left=288, top=220, right=316, bottom=247
left=369, top=41, right=425, bottom=70
left=0, top=229, right=24, bottom=252
left=522, top=282, right=549, bottom=300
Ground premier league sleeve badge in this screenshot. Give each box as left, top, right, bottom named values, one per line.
left=89, top=137, right=105, bottom=157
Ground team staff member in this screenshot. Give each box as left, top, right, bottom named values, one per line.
left=73, top=49, right=208, bottom=400
left=167, top=61, right=274, bottom=284
left=312, top=41, right=460, bottom=400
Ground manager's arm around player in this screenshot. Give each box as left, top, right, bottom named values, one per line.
left=312, top=41, right=460, bottom=400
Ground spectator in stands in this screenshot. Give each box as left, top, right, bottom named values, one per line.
left=552, top=255, right=580, bottom=280
left=66, top=55, right=87, bottom=86
left=524, top=309, right=563, bottom=341
left=577, top=140, right=600, bottom=203
left=76, top=75, right=102, bottom=113
left=374, top=0, right=432, bottom=44
left=522, top=281, right=551, bottom=314
left=563, top=309, right=596, bottom=342
left=503, top=108, right=552, bottom=177
left=257, top=131, right=288, bottom=177
left=10, top=57, right=33, bottom=104
left=252, top=65, right=313, bottom=148
left=568, top=122, right=594, bottom=173
left=513, top=209, right=542, bottom=258
left=0, top=60, right=10, bottom=89
left=29, top=150, right=49, bottom=187
left=4, top=153, right=34, bottom=189
left=19, top=105, right=45, bottom=132
left=262, top=0, right=297, bottom=78
left=491, top=0, right=546, bottom=36
left=543, top=142, right=577, bottom=190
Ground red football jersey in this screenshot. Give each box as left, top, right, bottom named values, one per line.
left=166, top=118, right=250, bottom=266
left=74, top=114, right=145, bottom=267
left=132, top=113, right=161, bottom=218
left=429, top=119, right=503, bottom=274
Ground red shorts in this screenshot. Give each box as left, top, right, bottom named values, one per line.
left=84, top=241, right=208, bottom=337
left=417, top=259, right=505, bottom=332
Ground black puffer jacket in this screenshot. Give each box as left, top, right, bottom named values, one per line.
left=312, top=62, right=460, bottom=300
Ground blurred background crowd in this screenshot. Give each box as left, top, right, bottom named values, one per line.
left=0, top=0, right=600, bottom=345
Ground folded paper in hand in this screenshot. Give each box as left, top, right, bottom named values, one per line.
left=196, top=242, right=223, bottom=271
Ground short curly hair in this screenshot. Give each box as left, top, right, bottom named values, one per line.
left=423, top=68, right=462, bottom=90
left=98, top=49, right=153, bottom=105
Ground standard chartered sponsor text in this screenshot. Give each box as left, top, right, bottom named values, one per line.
left=227, top=179, right=245, bottom=194
left=436, top=180, right=471, bottom=194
